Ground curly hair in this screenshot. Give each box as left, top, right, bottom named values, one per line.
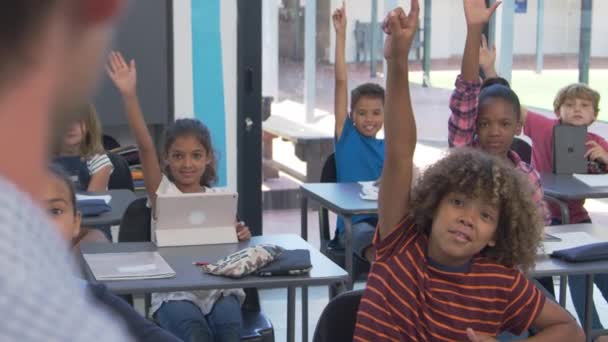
left=163, top=118, right=218, bottom=187
left=409, top=148, right=542, bottom=272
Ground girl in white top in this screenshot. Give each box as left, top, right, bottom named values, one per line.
left=107, top=51, right=251, bottom=342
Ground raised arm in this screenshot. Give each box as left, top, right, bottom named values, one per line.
left=479, top=34, right=498, bottom=79
left=462, top=0, right=500, bottom=81
left=106, top=51, right=162, bottom=202
left=333, top=2, right=349, bottom=138
left=448, top=0, right=501, bottom=148
left=377, top=3, right=419, bottom=240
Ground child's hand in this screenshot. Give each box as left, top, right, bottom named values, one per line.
left=464, top=0, right=501, bottom=26
left=382, top=3, right=420, bottom=62
left=106, top=51, right=137, bottom=97
left=585, top=141, right=608, bottom=164
left=479, top=34, right=497, bottom=77
left=236, top=221, right=251, bottom=241
left=332, top=2, right=347, bottom=35
left=466, top=328, right=498, bottom=342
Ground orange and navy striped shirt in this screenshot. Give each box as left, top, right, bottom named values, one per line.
left=354, top=216, right=545, bottom=342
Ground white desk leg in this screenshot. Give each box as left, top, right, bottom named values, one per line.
left=559, top=276, right=568, bottom=307
left=344, top=216, right=354, bottom=290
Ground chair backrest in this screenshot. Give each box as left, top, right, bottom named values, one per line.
left=313, top=289, right=364, bottom=342
left=108, top=153, right=135, bottom=192
left=103, top=134, right=121, bottom=151
left=511, top=137, right=532, bottom=164
left=320, top=153, right=336, bottom=183
left=118, top=197, right=151, bottom=242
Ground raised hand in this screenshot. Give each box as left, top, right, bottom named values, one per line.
left=585, top=141, right=608, bottom=164
left=464, top=0, right=501, bottom=26
left=383, top=2, right=420, bottom=62
left=236, top=221, right=252, bottom=241
left=332, top=1, right=347, bottom=35
left=479, top=34, right=497, bottom=77
left=106, top=51, right=137, bottom=97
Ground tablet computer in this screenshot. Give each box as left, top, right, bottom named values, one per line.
left=155, top=191, right=238, bottom=247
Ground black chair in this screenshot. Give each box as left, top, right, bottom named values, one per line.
left=118, top=199, right=274, bottom=342
left=108, top=152, right=135, bottom=192
left=511, top=136, right=532, bottom=164
left=318, top=154, right=370, bottom=285
left=312, top=289, right=364, bottom=342
left=103, top=134, right=121, bottom=151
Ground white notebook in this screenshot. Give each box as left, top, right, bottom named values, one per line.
left=359, top=181, right=379, bottom=201
left=573, top=174, right=608, bottom=187
left=76, top=194, right=112, bottom=204
left=83, top=251, right=176, bottom=281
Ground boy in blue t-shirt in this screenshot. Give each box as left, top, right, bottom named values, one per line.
left=332, top=3, right=385, bottom=263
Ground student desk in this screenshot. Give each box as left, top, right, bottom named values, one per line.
left=300, top=182, right=378, bottom=289
left=79, top=189, right=137, bottom=227
left=540, top=173, right=608, bottom=224
left=534, top=224, right=608, bottom=341
left=80, top=234, right=349, bottom=342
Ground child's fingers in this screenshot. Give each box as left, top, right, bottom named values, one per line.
left=386, top=10, right=401, bottom=33
left=466, top=328, right=480, bottom=342
left=586, top=140, right=599, bottom=148
left=488, top=0, right=502, bottom=15
left=408, top=0, right=420, bottom=21
left=105, top=64, right=115, bottom=78
left=481, top=34, right=488, bottom=49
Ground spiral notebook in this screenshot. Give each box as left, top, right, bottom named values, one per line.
left=83, top=251, right=176, bottom=281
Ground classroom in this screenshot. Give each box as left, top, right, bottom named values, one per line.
left=2, top=0, right=608, bottom=341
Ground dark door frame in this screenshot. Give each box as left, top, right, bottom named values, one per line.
left=237, top=0, right=263, bottom=236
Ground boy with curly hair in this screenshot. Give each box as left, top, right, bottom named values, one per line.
left=354, top=3, right=583, bottom=341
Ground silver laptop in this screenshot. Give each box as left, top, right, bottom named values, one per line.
left=553, top=124, right=587, bottom=174
left=155, top=191, right=238, bottom=247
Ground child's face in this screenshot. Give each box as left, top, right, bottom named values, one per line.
left=166, top=135, right=210, bottom=190
left=477, top=98, right=521, bottom=157
left=352, top=96, right=384, bottom=137
left=558, top=97, right=596, bottom=126
left=44, top=174, right=81, bottom=242
left=63, top=121, right=85, bottom=148
left=427, top=192, right=498, bottom=267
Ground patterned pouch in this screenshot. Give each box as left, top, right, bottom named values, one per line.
left=200, top=244, right=284, bottom=278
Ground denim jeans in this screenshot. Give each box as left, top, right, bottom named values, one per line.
left=334, top=220, right=376, bottom=261
left=155, top=295, right=243, bottom=342
left=569, top=273, right=608, bottom=330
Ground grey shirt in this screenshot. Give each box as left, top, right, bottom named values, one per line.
left=0, top=176, right=133, bottom=341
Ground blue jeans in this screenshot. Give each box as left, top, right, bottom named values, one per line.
left=569, top=274, right=608, bottom=330
left=155, top=295, right=243, bottom=342
left=334, top=220, right=376, bottom=261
